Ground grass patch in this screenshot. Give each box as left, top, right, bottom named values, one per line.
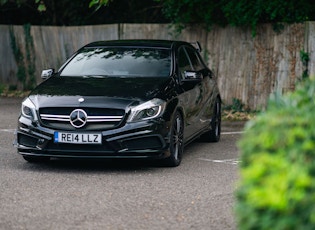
left=222, top=110, right=256, bottom=121
left=0, top=86, right=30, bottom=98
left=222, top=98, right=256, bottom=121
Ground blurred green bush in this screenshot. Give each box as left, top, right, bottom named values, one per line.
left=236, top=77, right=315, bottom=229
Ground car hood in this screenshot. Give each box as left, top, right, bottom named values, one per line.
left=29, top=76, right=173, bottom=109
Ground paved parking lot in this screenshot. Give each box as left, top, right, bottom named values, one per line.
left=0, top=97, right=245, bottom=230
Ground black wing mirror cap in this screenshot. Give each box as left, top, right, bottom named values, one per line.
left=41, top=68, right=55, bottom=79
left=182, top=71, right=202, bottom=82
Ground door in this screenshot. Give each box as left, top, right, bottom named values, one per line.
left=184, top=46, right=216, bottom=131
left=177, top=46, right=203, bottom=140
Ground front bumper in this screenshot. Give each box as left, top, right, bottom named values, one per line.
left=14, top=116, right=171, bottom=159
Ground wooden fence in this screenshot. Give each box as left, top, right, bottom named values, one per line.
left=1, top=22, right=314, bottom=110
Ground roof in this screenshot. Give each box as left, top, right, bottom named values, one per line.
left=84, top=39, right=192, bottom=50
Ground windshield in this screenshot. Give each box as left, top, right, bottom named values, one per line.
left=60, top=47, right=171, bottom=77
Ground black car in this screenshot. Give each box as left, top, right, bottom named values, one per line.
left=14, top=40, right=221, bottom=167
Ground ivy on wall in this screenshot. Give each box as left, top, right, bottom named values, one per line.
left=9, top=24, right=36, bottom=90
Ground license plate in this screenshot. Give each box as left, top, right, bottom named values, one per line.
left=54, top=132, right=102, bottom=144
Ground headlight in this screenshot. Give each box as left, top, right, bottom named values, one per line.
left=21, top=98, right=37, bottom=121
left=127, top=98, right=166, bottom=122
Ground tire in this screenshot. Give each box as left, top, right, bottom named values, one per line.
left=203, top=97, right=221, bottom=142
left=23, top=155, right=50, bottom=163
left=164, top=112, right=184, bottom=167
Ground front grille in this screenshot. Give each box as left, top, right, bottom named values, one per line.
left=39, top=107, right=125, bottom=131
left=46, top=141, right=114, bottom=152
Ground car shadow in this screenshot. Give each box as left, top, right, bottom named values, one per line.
left=17, top=139, right=206, bottom=173
left=18, top=157, right=174, bottom=173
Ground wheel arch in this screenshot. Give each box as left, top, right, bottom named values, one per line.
left=163, top=97, right=185, bottom=122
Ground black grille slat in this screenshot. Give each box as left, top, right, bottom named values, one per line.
left=40, top=108, right=124, bottom=116
left=39, top=108, right=125, bottom=131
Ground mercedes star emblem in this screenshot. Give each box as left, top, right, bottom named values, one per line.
left=70, top=109, right=87, bottom=128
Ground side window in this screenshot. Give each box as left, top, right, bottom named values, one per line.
left=185, top=47, right=204, bottom=71
left=178, top=47, right=193, bottom=79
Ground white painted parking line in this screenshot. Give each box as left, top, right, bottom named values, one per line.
left=198, top=158, right=241, bottom=165
left=221, top=131, right=244, bottom=135
left=0, top=129, right=15, bottom=133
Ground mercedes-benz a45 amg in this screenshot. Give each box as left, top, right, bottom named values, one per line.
left=14, top=40, right=221, bottom=167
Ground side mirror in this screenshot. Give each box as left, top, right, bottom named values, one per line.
left=190, top=41, right=202, bottom=52
left=182, top=71, right=202, bottom=82
left=41, top=68, right=55, bottom=79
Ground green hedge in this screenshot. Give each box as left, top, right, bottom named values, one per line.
left=236, top=77, right=315, bottom=229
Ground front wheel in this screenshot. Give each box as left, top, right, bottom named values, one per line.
left=163, top=112, right=184, bottom=167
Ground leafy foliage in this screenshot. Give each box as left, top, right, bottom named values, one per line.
left=3, top=0, right=314, bottom=31
left=236, top=77, right=315, bottom=229
left=89, top=0, right=111, bottom=9
left=223, top=0, right=312, bottom=35
left=9, top=24, right=36, bottom=90
left=0, top=0, right=44, bottom=11
left=300, top=50, right=310, bottom=80
left=0, top=0, right=166, bottom=25
left=158, top=0, right=315, bottom=34
left=158, top=0, right=227, bottom=31
left=35, top=0, right=46, bottom=12
left=9, top=26, right=26, bottom=89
